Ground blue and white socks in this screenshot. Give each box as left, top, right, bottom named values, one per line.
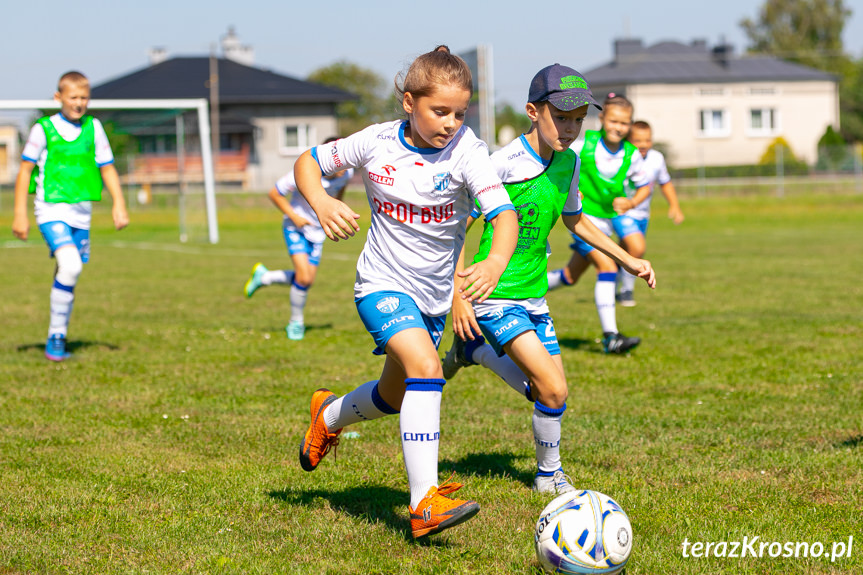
left=471, top=343, right=532, bottom=400
left=595, top=272, right=618, bottom=334
left=324, top=380, right=398, bottom=430
left=401, top=378, right=444, bottom=509
left=49, top=281, right=74, bottom=338
left=546, top=268, right=573, bottom=291
left=533, top=400, right=565, bottom=475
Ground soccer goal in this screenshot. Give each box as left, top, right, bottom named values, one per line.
left=0, top=99, right=219, bottom=244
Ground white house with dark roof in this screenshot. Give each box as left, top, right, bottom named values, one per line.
left=583, top=39, right=839, bottom=168
left=90, top=29, right=355, bottom=189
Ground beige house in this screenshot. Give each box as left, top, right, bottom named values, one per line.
left=0, top=124, right=20, bottom=185
left=583, top=39, right=839, bottom=168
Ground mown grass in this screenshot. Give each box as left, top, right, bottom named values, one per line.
left=0, top=189, right=861, bottom=574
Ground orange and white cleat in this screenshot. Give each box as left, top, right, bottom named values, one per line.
left=409, top=480, right=480, bottom=538
left=299, top=388, right=342, bottom=471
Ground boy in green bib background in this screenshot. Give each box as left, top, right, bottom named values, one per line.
left=12, top=71, right=129, bottom=361
left=443, top=64, right=656, bottom=494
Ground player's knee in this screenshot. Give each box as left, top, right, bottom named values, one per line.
left=533, top=377, right=568, bottom=409
left=412, top=354, right=445, bottom=379
left=54, top=248, right=83, bottom=286
left=294, top=272, right=314, bottom=288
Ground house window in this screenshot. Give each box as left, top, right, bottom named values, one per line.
left=698, top=87, right=725, bottom=96
left=698, top=109, right=730, bottom=137
left=748, top=108, right=778, bottom=136
left=280, top=123, right=315, bottom=154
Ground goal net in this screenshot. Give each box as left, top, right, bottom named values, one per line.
left=0, top=99, right=219, bottom=244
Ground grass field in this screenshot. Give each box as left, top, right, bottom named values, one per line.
left=1, top=189, right=861, bottom=574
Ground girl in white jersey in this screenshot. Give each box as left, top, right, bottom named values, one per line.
left=612, top=120, right=684, bottom=307
left=243, top=138, right=353, bottom=341
left=295, top=46, right=518, bottom=539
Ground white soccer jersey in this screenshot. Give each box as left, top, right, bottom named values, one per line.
left=623, top=148, right=671, bottom=220
left=312, top=120, right=514, bottom=317
left=275, top=168, right=354, bottom=243
left=22, top=113, right=114, bottom=230
left=573, top=135, right=649, bottom=201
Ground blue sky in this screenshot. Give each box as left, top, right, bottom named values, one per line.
left=2, top=0, right=861, bottom=113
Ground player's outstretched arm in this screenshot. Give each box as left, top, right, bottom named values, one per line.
left=268, top=187, right=312, bottom=228
left=458, top=209, right=517, bottom=303
left=101, top=164, right=129, bottom=230
left=12, top=162, right=36, bottom=241
left=294, top=151, right=359, bottom=241
left=565, top=213, right=656, bottom=289
left=661, top=181, right=685, bottom=224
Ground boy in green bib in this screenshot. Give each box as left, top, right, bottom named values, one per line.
left=12, top=71, right=129, bottom=361
left=443, top=65, right=656, bottom=494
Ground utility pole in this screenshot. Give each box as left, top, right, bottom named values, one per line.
left=209, top=44, right=220, bottom=164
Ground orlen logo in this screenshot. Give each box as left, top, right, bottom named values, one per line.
left=381, top=165, right=396, bottom=175
left=369, top=172, right=394, bottom=186
left=376, top=296, right=400, bottom=314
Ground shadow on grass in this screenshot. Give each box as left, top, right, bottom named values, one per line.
left=269, top=484, right=451, bottom=546
left=836, top=434, right=863, bottom=448
left=263, top=322, right=333, bottom=334
left=17, top=340, right=120, bottom=354
left=557, top=336, right=597, bottom=353
left=442, top=451, right=535, bottom=489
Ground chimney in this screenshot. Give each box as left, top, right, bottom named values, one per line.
left=221, top=26, right=255, bottom=66
left=148, top=47, right=168, bottom=65
left=614, top=39, right=643, bottom=64
left=711, top=41, right=734, bottom=67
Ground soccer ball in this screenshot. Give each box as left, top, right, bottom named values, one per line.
left=534, top=490, right=632, bottom=574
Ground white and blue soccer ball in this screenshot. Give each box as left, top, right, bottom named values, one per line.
left=534, top=490, right=632, bottom=574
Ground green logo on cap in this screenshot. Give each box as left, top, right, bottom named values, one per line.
left=559, top=75, right=588, bottom=90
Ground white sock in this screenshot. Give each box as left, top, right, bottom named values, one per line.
left=290, top=281, right=308, bottom=323
left=262, top=270, right=293, bottom=286
left=472, top=344, right=532, bottom=400
left=49, top=281, right=75, bottom=338
left=401, top=378, right=443, bottom=509
left=324, top=380, right=398, bottom=430
left=595, top=272, right=618, bottom=334
left=533, top=401, right=565, bottom=474
left=546, top=268, right=571, bottom=291
left=48, top=248, right=82, bottom=338
left=619, top=269, right=636, bottom=294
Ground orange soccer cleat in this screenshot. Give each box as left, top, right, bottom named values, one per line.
left=298, top=388, right=342, bottom=471
left=409, top=480, right=480, bottom=538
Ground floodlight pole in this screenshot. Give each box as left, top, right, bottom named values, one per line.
left=2, top=99, right=220, bottom=244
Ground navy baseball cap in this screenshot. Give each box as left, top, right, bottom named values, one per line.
left=528, top=64, right=601, bottom=111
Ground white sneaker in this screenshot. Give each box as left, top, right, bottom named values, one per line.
left=286, top=321, right=305, bottom=341
left=533, top=469, right=576, bottom=494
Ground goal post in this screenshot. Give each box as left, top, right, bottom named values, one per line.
left=0, top=98, right=219, bottom=244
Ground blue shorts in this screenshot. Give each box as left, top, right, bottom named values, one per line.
left=569, top=214, right=615, bottom=257
left=283, top=224, right=323, bottom=266
left=355, top=291, right=445, bottom=355
left=612, top=215, right=649, bottom=239
left=476, top=305, right=560, bottom=357
left=39, top=221, right=90, bottom=263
